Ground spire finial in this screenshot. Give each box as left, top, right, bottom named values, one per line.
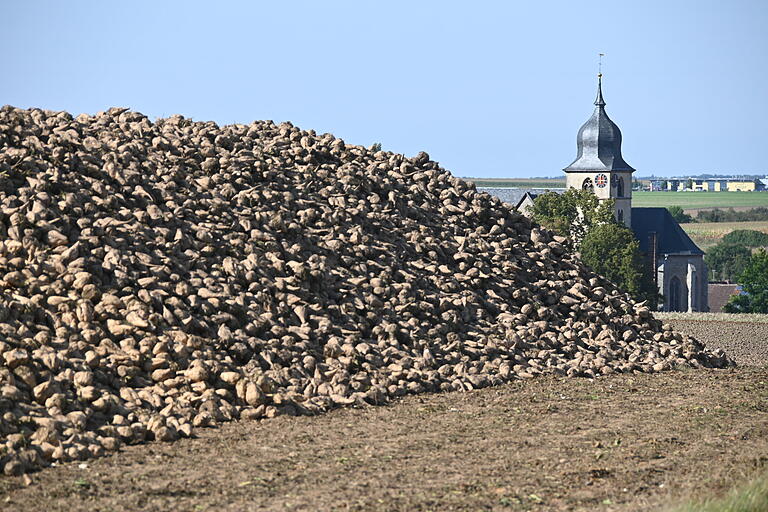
left=595, top=53, right=606, bottom=107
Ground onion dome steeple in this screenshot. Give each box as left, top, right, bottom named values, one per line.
left=594, top=73, right=606, bottom=107
left=564, top=74, right=635, bottom=172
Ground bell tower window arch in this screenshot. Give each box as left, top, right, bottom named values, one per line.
left=582, top=177, right=594, bottom=191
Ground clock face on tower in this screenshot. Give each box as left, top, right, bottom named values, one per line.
left=595, top=173, right=608, bottom=188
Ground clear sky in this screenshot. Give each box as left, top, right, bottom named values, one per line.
left=2, top=1, right=766, bottom=178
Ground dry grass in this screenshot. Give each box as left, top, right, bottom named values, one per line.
left=669, top=471, right=768, bottom=512
left=680, top=220, right=768, bottom=236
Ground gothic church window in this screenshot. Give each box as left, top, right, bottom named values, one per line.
left=617, top=209, right=624, bottom=223
left=669, top=276, right=682, bottom=312
left=616, top=176, right=624, bottom=197
left=582, top=177, right=594, bottom=191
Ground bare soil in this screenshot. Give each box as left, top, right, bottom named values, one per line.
left=2, top=366, right=767, bottom=512
left=665, top=319, right=768, bottom=368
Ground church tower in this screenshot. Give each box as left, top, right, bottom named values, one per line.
left=564, top=74, right=634, bottom=227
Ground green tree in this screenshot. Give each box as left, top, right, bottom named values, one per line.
left=667, top=205, right=693, bottom=224
left=580, top=223, right=659, bottom=305
left=530, top=188, right=615, bottom=250
left=721, top=229, right=768, bottom=247
left=704, top=243, right=752, bottom=282
left=531, top=188, right=658, bottom=305
left=723, top=249, right=768, bottom=313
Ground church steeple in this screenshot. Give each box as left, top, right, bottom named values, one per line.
left=563, top=74, right=634, bottom=173
left=563, top=72, right=635, bottom=228
left=594, top=74, right=606, bottom=107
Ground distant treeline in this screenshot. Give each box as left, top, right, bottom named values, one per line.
left=668, top=206, right=768, bottom=224
left=696, top=207, right=768, bottom=222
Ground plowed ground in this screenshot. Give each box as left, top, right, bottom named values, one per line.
left=2, top=364, right=767, bottom=512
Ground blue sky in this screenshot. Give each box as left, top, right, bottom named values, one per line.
left=2, top=1, right=766, bottom=178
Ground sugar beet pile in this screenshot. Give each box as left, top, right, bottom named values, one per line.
left=0, top=106, right=731, bottom=475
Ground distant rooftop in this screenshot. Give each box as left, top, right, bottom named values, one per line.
left=631, top=207, right=703, bottom=256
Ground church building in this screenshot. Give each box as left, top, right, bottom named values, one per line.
left=561, top=75, right=708, bottom=312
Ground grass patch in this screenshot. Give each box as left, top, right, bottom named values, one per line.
left=669, top=472, right=768, bottom=512
left=633, top=191, right=768, bottom=209
left=654, top=312, right=768, bottom=324
left=73, top=477, right=91, bottom=489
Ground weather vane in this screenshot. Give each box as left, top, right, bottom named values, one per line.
left=598, top=53, right=605, bottom=77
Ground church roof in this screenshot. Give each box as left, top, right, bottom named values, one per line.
left=564, top=75, right=635, bottom=173
left=514, top=191, right=538, bottom=209
left=708, top=283, right=741, bottom=312
left=631, top=207, right=704, bottom=256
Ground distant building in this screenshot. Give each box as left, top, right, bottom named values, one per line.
left=560, top=75, right=708, bottom=311
left=480, top=188, right=563, bottom=209
left=514, top=191, right=538, bottom=216
left=649, top=177, right=763, bottom=192
left=707, top=283, right=741, bottom=313
left=631, top=209, right=707, bottom=311
left=726, top=180, right=758, bottom=192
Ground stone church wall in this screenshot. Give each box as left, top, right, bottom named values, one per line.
left=657, top=254, right=708, bottom=312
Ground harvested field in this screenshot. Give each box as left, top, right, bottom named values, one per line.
left=1, top=367, right=766, bottom=511
left=0, top=106, right=762, bottom=509
left=657, top=312, right=768, bottom=368
left=3, top=315, right=765, bottom=510
left=0, top=106, right=731, bottom=477
left=683, top=206, right=766, bottom=216
left=655, top=311, right=768, bottom=324
left=679, top=221, right=768, bottom=251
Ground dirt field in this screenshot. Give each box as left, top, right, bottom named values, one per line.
left=662, top=316, right=768, bottom=368
left=2, top=366, right=766, bottom=511
left=2, top=317, right=766, bottom=511
left=0, top=368, right=768, bottom=511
